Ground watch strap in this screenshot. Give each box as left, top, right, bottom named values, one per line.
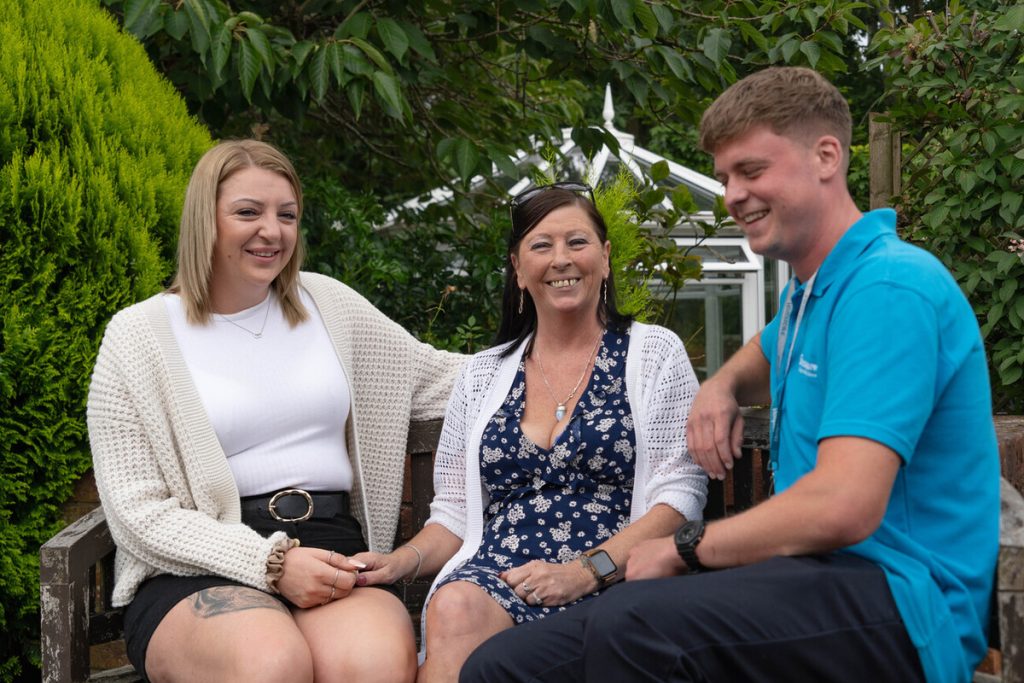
left=675, top=521, right=708, bottom=573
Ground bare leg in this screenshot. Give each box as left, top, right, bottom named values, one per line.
left=418, top=581, right=515, bottom=683
left=293, top=586, right=417, bottom=683
left=145, top=586, right=313, bottom=683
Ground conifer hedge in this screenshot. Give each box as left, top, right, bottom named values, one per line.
left=0, top=0, right=210, bottom=677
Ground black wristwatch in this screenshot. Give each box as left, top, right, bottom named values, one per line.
left=580, top=548, right=618, bottom=587
left=674, top=520, right=708, bottom=573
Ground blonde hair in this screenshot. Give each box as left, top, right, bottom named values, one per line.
left=699, top=67, right=852, bottom=169
left=170, top=139, right=308, bottom=325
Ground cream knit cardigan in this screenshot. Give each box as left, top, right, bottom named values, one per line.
left=88, top=272, right=464, bottom=607
left=421, top=322, right=706, bottom=643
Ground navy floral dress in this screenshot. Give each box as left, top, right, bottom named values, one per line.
left=435, top=328, right=636, bottom=623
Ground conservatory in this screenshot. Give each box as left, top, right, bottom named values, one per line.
left=396, top=86, right=789, bottom=379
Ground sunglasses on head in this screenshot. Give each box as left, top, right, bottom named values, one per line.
left=509, top=181, right=596, bottom=235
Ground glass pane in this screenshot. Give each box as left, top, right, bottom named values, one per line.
left=653, top=282, right=744, bottom=381
left=597, top=157, right=624, bottom=185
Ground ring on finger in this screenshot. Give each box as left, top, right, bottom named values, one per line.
left=322, top=585, right=337, bottom=605
left=522, top=582, right=533, bottom=594
left=532, top=593, right=544, bottom=606
left=327, top=550, right=335, bottom=565
left=332, top=568, right=341, bottom=588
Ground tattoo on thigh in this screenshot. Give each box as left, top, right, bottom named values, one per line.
left=190, top=587, right=288, bottom=618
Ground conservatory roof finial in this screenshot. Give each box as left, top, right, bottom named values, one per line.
left=603, top=84, right=617, bottom=130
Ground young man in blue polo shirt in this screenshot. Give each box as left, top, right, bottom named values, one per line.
left=461, top=67, right=999, bottom=683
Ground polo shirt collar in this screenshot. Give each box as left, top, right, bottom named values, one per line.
left=800, top=208, right=897, bottom=297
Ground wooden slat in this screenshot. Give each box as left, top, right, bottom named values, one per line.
left=40, top=507, right=114, bottom=585
left=407, top=419, right=442, bottom=533
left=869, top=112, right=901, bottom=210
left=406, top=419, right=443, bottom=454
left=731, top=447, right=754, bottom=513
left=88, top=666, right=139, bottom=682
left=999, top=478, right=1024, bottom=683
left=410, top=451, right=435, bottom=531
left=88, top=610, right=127, bottom=645
left=704, top=479, right=726, bottom=520
left=40, top=581, right=88, bottom=683
left=41, top=507, right=113, bottom=683
left=996, top=416, right=1024, bottom=498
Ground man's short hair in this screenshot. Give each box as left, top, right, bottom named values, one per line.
left=699, top=67, right=852, bottom=160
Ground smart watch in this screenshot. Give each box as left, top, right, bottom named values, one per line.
left=674, top=520, right=708, bottom=573
left=580, top=548, right=618, bottom=587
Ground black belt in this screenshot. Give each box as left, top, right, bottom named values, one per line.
left=240, top=489, right=350, bottom=523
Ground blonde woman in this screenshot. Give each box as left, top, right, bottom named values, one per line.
left=88, top=140, right=462, bottom=683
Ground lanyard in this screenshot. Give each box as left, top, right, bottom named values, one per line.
left=769, top=271, right=818, bottom=477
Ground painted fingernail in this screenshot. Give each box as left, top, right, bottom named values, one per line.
left=351, top=560, right=367, bottom=569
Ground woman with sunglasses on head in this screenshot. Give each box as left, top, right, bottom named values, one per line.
left=352, top=182, right=707, bottom=682
left=87, top=139, right=463, bottom=683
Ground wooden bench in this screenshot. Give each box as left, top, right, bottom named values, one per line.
left=40, top=415, right=1024, bottom=682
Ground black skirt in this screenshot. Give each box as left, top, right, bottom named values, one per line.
left=123, top=498, right=399, bottom=679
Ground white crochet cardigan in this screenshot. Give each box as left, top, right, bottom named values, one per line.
left=88, top=272, right=463, bottom=607
left=422, top=322, right=706, bottom=638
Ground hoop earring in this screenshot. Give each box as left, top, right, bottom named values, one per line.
left=518, top=289, right=524, bottom=314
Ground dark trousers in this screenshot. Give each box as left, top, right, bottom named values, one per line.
left=461, top=554, right=924, bottom=683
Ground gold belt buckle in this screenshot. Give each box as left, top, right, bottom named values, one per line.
left=268, top=489, right=314, bottom=522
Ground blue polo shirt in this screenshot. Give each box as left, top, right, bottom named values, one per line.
left=760, top=209, right=999, bottom=683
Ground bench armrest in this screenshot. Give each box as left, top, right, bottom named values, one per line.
left=40, top=506, right=118, bottom=683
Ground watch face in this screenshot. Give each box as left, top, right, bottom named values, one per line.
left=676, top=522, right=702, bottom=545
left=588, top=550, right=617, bottom=577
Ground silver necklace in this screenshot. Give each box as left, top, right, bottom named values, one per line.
left=533, top=330, right=604, bottom=421
left=216, top=295, right=272, bottom=339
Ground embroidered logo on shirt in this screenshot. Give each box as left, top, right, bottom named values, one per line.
left=798, top=354, right=819, bottom=378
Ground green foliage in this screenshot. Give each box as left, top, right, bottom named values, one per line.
left=302, top=177, right=507, bottom=353
left=869, top=0, right=1024, bottom=411
left=848, top=144, right=872, bottom=208
left=99, top=0, right=869, bottom=199
left=0, top=0, right=210, bottom=677
left=597, top=171, right=655, bottom=320
left=618, top=160, right=720, bottom=319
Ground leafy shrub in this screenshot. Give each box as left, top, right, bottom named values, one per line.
left=0, top=0, right=210, bottom=676
left=870, top=1, right=1024, bottom=411
left=847, top=144, right=870, bottom=209
left=302, top=177, right=507, bottom=353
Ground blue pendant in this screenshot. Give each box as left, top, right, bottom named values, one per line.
left=555, top=404, right=566, bottom=421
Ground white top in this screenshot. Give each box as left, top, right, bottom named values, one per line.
left=165, top=289, right=353, bottom=495
left=421, top=321, right=705, bottom=648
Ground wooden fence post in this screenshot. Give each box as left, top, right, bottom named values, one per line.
left=869, top=113, right=901, bottom=210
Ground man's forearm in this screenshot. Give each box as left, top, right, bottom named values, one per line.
left=695, top=437, right=902, bottom=568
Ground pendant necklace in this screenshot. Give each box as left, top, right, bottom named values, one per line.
left=533, top=329, right=604, bottom=422
left=216, top=294, right=272, bottom=339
